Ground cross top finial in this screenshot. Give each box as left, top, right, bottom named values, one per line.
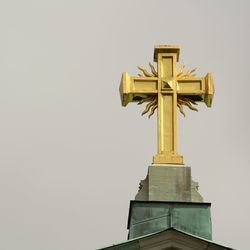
left=154, top=45, right=180, bottom=61
left=120, top=45, right=214, bottom=165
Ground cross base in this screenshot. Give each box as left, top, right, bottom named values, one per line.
left=153, top=153, right=183, bottom=164
left=135, top=164, right=203, bottom=202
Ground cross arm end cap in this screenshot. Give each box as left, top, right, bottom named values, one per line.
left=204, top=72, right=215, bottom=107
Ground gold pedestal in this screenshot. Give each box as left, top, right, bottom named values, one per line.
left=153, top=153, right=183, bottom=165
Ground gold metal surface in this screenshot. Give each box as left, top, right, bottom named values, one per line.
left=119, top=45, right=214, bottom=164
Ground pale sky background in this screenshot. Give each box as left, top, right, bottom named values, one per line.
left=0, top=1, right=249, bottom=249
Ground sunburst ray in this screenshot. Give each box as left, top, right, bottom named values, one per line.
left=141, top=98, right=157, bottom=116
left=138, top=66, right=153, bottom=77
left=149, top=62, right=158, bottom=77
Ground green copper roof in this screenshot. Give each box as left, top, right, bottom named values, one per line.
left=128, top=200, right=212, bottom=240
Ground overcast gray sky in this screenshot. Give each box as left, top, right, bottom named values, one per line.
left=0, top=1, right=249, bottom=249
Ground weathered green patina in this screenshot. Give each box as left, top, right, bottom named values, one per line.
left=127, top=201, right=212, bottom=240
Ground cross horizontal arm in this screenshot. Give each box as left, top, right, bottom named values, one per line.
left=120, top=72, right=158, bottom=106
left=177, top=73, right=214, bottom=107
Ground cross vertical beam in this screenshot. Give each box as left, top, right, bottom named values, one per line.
left=153, top=46, right=183, bottom=164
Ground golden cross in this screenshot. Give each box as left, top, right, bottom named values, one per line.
left=119, top=45, right=214, bottom=165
